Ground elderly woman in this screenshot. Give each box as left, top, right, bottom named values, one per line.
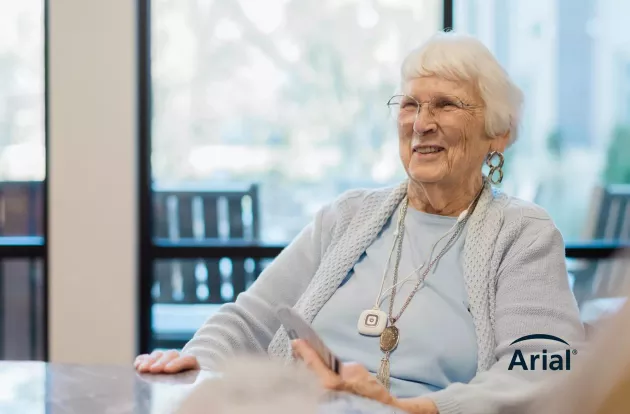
left=135, top=32, right=585, bottom=414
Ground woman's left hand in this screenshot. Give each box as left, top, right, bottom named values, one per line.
left=291, top=339, right=394, bottom=405
left=291, top=339, right=438, bottom=414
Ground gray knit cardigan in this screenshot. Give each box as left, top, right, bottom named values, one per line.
left=182, top=181, right=586, bottom=414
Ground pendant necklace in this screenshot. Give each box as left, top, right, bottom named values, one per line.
left=375, top=181, right=485, bottom=390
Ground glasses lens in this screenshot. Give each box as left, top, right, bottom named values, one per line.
left=398, top=95, right=419, bottom=124
left=387, top=95, right=403, bottom=120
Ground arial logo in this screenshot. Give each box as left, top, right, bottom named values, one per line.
left=508, top=334, right=578, bottom=371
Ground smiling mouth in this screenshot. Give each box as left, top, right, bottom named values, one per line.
left=413, top=145, right=445, bottom=154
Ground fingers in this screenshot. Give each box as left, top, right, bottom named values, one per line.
left=339, top=362, right=366, bottom=380
left=291, top=342, right=395, bottom=405
left=134, top=354, right=148, bottom=369
left=135, top=350, right=163, bottom=372
left=163, top=355, right=199, bottom=373
left=149, top=350, right=180, bottom=373
left=135, top=349, right=200, bottom=374
left=291, top=339, right=342, bottom=389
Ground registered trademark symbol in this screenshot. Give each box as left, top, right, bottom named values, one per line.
left=572, top=349, right=578, bottom=355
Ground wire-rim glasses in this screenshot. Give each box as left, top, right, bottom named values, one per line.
left=387, top=94, right=479, bottom=124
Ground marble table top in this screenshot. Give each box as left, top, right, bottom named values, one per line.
left=0, top=361, right=403, bottom=414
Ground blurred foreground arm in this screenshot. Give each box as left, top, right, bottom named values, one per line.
left=529, top=251, right=630, bottom=414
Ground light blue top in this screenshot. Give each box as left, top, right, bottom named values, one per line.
left=311, top=206, right=478, bottom=398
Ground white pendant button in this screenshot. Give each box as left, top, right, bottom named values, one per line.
left=357, top=309, right=388, bottom=336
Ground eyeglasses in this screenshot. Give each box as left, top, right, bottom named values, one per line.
left=386, top=94, right=479, bottom=124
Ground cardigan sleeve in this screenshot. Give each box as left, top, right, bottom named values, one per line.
left=425, top=220, right=586, bottom=414
left=181, top=203, right=333, bottom=369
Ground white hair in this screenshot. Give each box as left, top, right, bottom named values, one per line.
left=401, top=31, right=524, bottom=146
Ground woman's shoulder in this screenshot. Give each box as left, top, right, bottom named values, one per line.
left=326, top=183, right=404, bottom=217
left=489, top=192, right=563, bottom=254
left=495, top=193, right=554, bottom=223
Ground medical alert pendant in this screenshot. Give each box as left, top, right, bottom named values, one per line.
left=357, top=308, right=388, bottom=336
left=380, top=325, right=399, bottom=352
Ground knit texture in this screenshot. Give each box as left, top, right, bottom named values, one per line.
left=182, top=181, right=585, bottom=414
left=267, top=182, right=408, bottom=358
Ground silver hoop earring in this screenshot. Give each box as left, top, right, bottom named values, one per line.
left=485, top=151, right=504, bottom=184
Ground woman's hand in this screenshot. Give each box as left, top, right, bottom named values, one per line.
left=291, top=339, right=438, bottom=414
left=291, top=339, right=394, bottom=405
left=134, top=350, right=199, bottom=374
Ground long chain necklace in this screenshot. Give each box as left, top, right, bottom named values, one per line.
left=376, top=184, right=484, bottom=389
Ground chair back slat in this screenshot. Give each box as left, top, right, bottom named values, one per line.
left=153, top=192, right=169, bottom=239
left=152, top=261, right=173, bottom=302
left=179, top=260, right=197, bottom=304
left=177, top=194, right=194, bottom=239
left=206, top=259, right=222, bottom=304
left=231, top=259, right=247, bottom=301
left=202, top=196, right=219, bottom=239
left=217, top=196, right=229, bottom=240
left=244, top=258, right=256, bottom=290
left=228, top=196, right=244, bottom=239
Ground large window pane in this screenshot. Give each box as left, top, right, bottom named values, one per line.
left=151, top=0, right=442, bottom=243
left=149, top=0, right=443, bottom=349
left=0, top=1, right=45, bottom=237
left=454, top=0, right=630, bottom=244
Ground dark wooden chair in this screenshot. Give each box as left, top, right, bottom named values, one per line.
left=151, top=184, right=264, bottom=349
left=571, top=185, right=630, bottom=306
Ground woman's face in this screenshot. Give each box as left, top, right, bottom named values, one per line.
left=397, top=76, right=501, bottom=186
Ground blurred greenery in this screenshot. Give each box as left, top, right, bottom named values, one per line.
left=547, top=129, right=563, bottom=159
left=603, top=125, right=630, bottom=184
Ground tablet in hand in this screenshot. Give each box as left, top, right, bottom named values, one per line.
left=276, top=306, right=341, bottom=374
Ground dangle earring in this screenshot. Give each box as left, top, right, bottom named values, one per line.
left=485, top=151, right=504, bottom=184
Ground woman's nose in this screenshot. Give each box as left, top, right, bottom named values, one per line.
left=412, top=109, right=438, bottom=136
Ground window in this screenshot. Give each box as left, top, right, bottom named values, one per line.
left=0, top=0, right=46, bottom=361
left=452, top=0, right=630, bottom=316
left=140, top=0, right=628, bottom=351
left=454, top=0, right=630, bottom=245
left=144, top=0, right=443, bottom=350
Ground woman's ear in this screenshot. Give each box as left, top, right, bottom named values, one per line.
left=490, top=129, right=510, bottom=153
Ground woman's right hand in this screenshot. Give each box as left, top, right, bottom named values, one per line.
left=134, top=350, right=200, bottom=374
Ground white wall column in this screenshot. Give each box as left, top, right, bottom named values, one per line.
left=48, top=0, right=138, bottom=364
